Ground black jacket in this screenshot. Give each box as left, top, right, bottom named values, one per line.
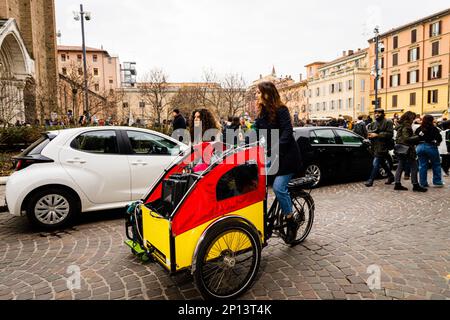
left=173, top=114, right=187, bottom=130
left=367, top=118, right=394, bottom=156
left=415, top=126, right=442, bottom=146
left=255, top=106, right=302, bottom=176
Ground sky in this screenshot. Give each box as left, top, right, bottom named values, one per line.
left=55, top=0, right=449, bottom=84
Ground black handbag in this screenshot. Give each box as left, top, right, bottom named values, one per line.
left=394, top=143, right=410, bottom=155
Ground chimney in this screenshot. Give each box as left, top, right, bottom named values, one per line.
left=299, top=73, right=303, bottom=81
left=343, top=51, right=347, bottom=57
left=348, top=49, right=354, bottom=55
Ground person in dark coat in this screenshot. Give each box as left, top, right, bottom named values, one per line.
left=254, top=81, right=302, bottom=244
left=172, top=109, right=187, bottom=131
left=365, top=108, right=395, bottom=187
left=393, top=111, right=426, bottom=192
left=415, top=115, right=444, bottom=187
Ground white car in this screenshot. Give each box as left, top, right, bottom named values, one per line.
left=5, top=126, right=188, bottom=229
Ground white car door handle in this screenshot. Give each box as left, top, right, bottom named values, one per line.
left=131, top=161, right=148, bottom=166
left=67, top=158, right=86, bottom=164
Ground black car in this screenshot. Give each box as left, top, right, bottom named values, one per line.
left=294, top=127, right=391, bottom=187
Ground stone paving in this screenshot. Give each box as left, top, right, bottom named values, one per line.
left=0, top=177, right=449, bottom=300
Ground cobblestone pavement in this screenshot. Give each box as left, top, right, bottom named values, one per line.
left=0, top=177, right=449, bottom=300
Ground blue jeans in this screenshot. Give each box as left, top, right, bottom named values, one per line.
left=416, top=143, right=443, bottom=186
left=273, top=174, right=294, bottom=215
left=368, top=155, right=393, bottom=182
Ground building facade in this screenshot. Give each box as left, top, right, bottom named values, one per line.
left=57, top=46, right=121, bottom=94
left=245, top=67, right=309, bottom=121
left=0, top=0, right=58, bottom=124
left=306, top=49, right=370, bottom=121
left=369, top=8, right=450, bottom=118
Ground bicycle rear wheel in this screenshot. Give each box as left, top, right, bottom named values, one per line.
left=279, top=191, right=314, bottom=245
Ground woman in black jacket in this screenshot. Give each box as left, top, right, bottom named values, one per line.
left=254, top=82, right=302, bottom=244
left=415, top=115, right=444, bottom=187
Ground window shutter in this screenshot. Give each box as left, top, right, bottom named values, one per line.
left=427, top=90, right=431, bottom=103
left=417, top=70, right=420, bottom=82
left=417, top=48, right=420, bottom=60
left=429, top=24, right=433, bottom=37
left=407, top=72, right=410, bottom=84
left=428, top=67, right=432, bottom=80
left=438, top=65, right=442, bottom=78
left=438, top=21, right=442, bottom=35
left=398, top=74, right=401, bottom=86
left=408, top=50, right=411, bottom=63
left=390, top=76, right=392, bottom=87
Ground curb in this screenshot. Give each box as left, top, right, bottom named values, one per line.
left=0, top=177, right=8, bottom=185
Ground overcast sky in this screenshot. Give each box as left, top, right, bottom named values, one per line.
left=55, top=0, right=449, bottom=83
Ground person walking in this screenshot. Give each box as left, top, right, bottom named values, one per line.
left=415, top=115, right=444, bottom=188
left=393, top=111, right=427, bottom=192
left=172, top=109, right=187, bottom=131
left=254, top=81, right=302, bottom=244
left=365, top=108, right=395, bottom=187
left=353, top=115, right=368, bottom=139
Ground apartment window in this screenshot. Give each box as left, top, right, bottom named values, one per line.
left=432, top=41, right=439, bottom=56
left=338, top=99, right=342, bottom=110
left=408, top=47, right=420, bottom=62
left=376, top=77, right=384, bottom=90
left=93, top=68, right=99, bottom=76
left=338, top=82, right=342, bottom=92
left=392, top=95, right=398, bottom=108
left=410, top=92, right=416, bottom=106
left=331, top=84, right=335, bottom=94
left=109, top=79, right=114, bottom=84
left=427, top=90, right=438, bottom=104
left=393, top=36, right=398, bottom=49
left=77, top=54, right=82, bottom=62
left=428, top=65, right=442, bottom=80
left=347, top=80, right=353, bottom=90
left=94, top=84, right=99, bottom=91
left=361, top=79, right=365, bottom=91
left=331, top=101, right=335, bottom=110
left=308, top=90, right=312, bottom=98
left=411, top=29, right=417, bottom=43
left=430, top=21, right=442, bottom=37
left=61, top=54, right=66, bottom=62
left=322, top=102, right=327, bottom=111
left=316, top=88, right=320, bottom=97
left=316, top=103, right=320, bottom=111
left=78, top=68, right=83, bottom=76
left=62, top=67, right=67, bottom=75
left=379, top=57, right=385, bottom=69
left=361, top=97, right=365, bottom=112
left=123, top=102, right=129, bottom=108
left=392, top=53, right=398, bottom=66
left=407, top=70, right=419, bottom=84
left=108, top=57, right=112, bottom=64
left=109, top=89, right=114, bottom=95
left=348, top=98, right=353, bottom=110
left=390, top=74, right=400, bottom=87
left=93, top=54, right=98, bottom=62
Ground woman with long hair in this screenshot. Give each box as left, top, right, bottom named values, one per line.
left=254, top=81, right=302, bottom=244
left=189, top=108, right=221, bottom=145
left=393, top=111, right=426, bottom=192
left=415, top=114, right=444, bottom=188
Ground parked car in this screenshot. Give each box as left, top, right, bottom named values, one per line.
left=294, top=127, right=390, bottom=187
left=5, top=127, right=188, bottom=230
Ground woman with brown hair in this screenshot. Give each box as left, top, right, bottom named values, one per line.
left=189, top=108, right=221, bottom=145
left=415, top=114, right=444, bottom=188
left=254, top=81, right=302, bottom=244
left=393, top=111, right=426, bottom=192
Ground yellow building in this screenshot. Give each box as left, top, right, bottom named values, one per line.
left=306, top=49, right=370, bottom=120
left=369, top=8, right=450, bottom=118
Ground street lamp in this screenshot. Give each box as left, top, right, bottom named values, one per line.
left=372, top=26, right=384, bottom=111
left=73, top=4, right=91, bottom=118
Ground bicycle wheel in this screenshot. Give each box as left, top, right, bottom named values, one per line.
left=194, top=220, right=261, bottom=300
left=278, top=191, right=315, bottom=245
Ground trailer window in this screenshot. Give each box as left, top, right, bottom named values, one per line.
left=216, top=163, right=258, bottom=201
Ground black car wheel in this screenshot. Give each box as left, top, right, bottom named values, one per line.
left=305, top=164, right=321, bottom=187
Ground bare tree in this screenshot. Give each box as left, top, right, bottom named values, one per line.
left=139, top=68, right=170, bottom=126
left=199, top=69, right=224, bottom=116
left=221, top=73, right=246, bottom=118
left=0, top=77, right=25, bottom=128
left=169, top=86, right=202, bottom=119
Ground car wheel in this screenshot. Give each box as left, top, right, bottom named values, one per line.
left=26, top=187, right=79, bottom=230
left=305, top=164, right=321, bottom=187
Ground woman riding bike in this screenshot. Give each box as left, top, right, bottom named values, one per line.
left=254, top=81, right=303, bottom=244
